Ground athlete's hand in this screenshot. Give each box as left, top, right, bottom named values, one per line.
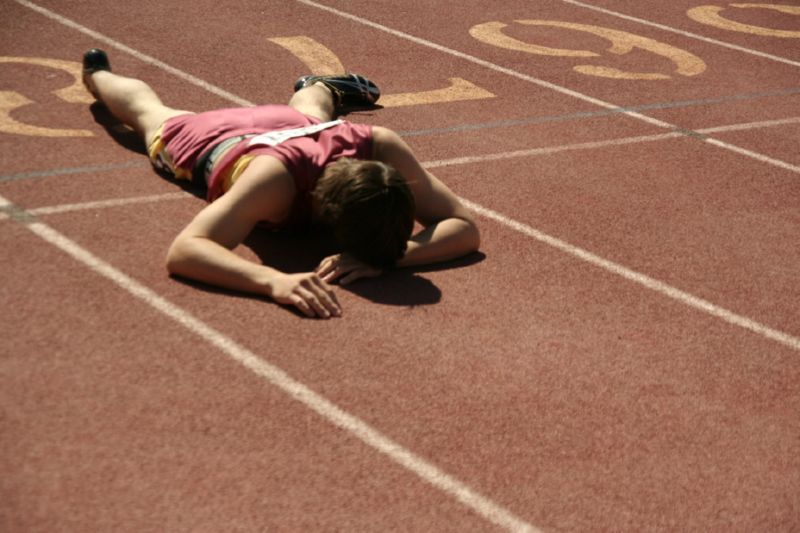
left=268, top=272, right=341, bottom=318
left=316, top=253, right=382, bottom=285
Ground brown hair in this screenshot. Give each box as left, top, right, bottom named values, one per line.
left=313, top=158, right=415, bottom=268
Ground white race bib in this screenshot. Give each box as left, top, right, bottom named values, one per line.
left=247, top=119, right=344, bottom=147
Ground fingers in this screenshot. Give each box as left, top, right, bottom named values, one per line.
left=320, top=266, right=344, bottom=283
left=286, top=254, right=383, bottom=318
left=273, top=271, right=342, bottom=319
left=340, top=263, right=382, bottom=285
left=290, top=294, right=316, bottom=318
left=316, top=254, right=344, bottom=283
left=339, top=271, right=361, bottom=285
left=316, top=254, right=379, bottom=284
left=297, top=276, right=341, bottom=318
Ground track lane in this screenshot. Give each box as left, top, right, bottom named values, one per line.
left=2, top=0, right=799, bottom=531
left=0, top=212, right=525, bottom=532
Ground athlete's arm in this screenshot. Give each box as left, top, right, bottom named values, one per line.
left=374, top=126, right=480, bottom=266
left=316, top=127, right=480, bottom=283
left=165, top=155, right=341, bottom=318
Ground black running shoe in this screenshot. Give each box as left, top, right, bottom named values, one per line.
left=294, top=73, right=380, bottom=111
left=83, top=48, right=111, bottom=74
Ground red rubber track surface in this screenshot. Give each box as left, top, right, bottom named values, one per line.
left=2, top=1, right=798, bottom=531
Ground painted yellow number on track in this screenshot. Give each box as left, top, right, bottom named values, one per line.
left=268, top=36, right=495, bottom=106
left=470, top=20, right=707, bottom=80
left=688, top=3, right=800, bottom=37
left=0, top=57, right=94, bottom=137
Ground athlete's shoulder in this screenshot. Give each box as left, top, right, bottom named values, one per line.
left=371, top=125, right=399, bottom=142
left=371, top=126, right=416, bottom=165
left=239, top=155, right=296, bottom=194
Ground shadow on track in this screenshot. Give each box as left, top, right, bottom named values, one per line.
left=90, top=102, right=146, bottom=155
left=170, top=228, right=485, bottom=313
left=89, top=102, right=206, bottom=199
left=93, top=97, right=482, bottom=311
left=243, top=228, right=480, bottom=307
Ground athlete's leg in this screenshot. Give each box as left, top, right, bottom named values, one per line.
left=288, top=83, right=335, bottom=122
left=85, top=70, right=193, bottom=148
left=288, top=74, right=381, bottom=120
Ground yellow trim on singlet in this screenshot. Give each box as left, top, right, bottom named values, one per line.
left=146, top=123, right=262, bottom=192
left=220, top=154, right=258, bottom=193
left=146, top=124, right=192, bottom=181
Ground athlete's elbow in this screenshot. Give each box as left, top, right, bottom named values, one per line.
left=465, top=218, right=481, bottom=253
left=452, top=216, right=480, bottom=254
left=165, top=235, right=190, bottom=275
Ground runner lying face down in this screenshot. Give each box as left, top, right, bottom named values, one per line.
left=82, top=49, right=480, bottom=318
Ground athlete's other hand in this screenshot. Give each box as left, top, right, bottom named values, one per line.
left=268, top=272, right=341, bottom=318
left=316, top=253, right=382, bottom=285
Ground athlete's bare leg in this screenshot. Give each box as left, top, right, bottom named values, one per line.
left=85, top=71, right=193, bottom=147
left=287, top=83, right=335, bottom=122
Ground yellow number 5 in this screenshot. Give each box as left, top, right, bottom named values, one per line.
left=470, top=20, right=706, bottom=80
left=0, top=57, right=94, bottom=137
left=268, top=36, right=495, bottom=106
left=688, top=3, right=800, bottom=37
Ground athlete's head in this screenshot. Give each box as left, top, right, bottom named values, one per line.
left=313, top=158, right=415, bottom=268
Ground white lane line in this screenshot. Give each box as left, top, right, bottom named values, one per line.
left=704, top=137, right=800, bottom=174
left=699, top=116, right=800, bottom=134
left=398, top=87, right=800, bottom=138
left=0, top=161, right=147, bottom=183
left=28, top=192, right=192, bottom=216
left=0, top=194, right=536, bottom=533
left=6, top=114, right=797, bottom=221
left=16, top=0, right=797, bottom=178
left=13, top=0, right=254, bottom=107
left=460, top=198, right=800, bottom=352
left=0, top=196, right=12, bottom=221
left=295, top=0, right=672, bottom=129
left=559, top=0, right=800, bottom=69
left=6, top=107, right=799, bottom=353
left=13, top=3, right=799, bottom=347
left=295, top=0, right=800, bottom=177
left=427, top=116, right=800, bottom=168
left=9, top=1, right=792, bottom=524
left=428, top=117, right=800, bottom=171
left=425, top=132, right=681, bottom=168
